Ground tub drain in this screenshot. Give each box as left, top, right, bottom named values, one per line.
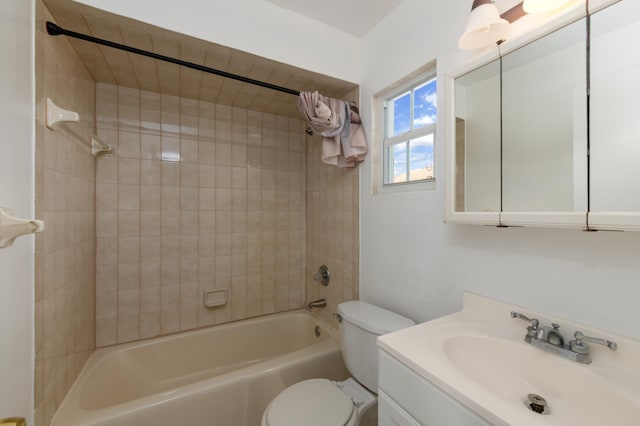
left=314, top=326, right=321, bottom=337
left=524, top=393, right=549, bottom=415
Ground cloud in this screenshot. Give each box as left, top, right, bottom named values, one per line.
left=414, top=113, right=436, bottom=126
left=392, top=138, right=434, bottom=177
left=420, top=91, right=437, bottom=106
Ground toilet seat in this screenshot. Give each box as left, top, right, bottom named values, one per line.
left=263, top=379, right=357, bottom=426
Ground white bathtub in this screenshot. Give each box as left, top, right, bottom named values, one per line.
left=51, top=310, right=349, bottom=426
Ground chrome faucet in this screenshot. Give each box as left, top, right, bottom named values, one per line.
left=307, top=298, right=327, bottom=310
left=536, top=323, right=565, bottom=347
left=511, top=311, right=617, bottom=364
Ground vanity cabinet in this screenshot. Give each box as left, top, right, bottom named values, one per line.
left=378, top=350, right=489, bottom=426
left=446, top=0, right=640, bottom=231
left=378, top=391, right=421, bottom=426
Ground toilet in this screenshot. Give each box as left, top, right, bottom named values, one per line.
left=261, top=301, right=415, bottom=426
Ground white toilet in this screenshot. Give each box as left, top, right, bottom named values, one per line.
left=261, top=301, right=415, bottom=426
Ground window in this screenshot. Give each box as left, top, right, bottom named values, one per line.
left=383, top=75, right=437, bottom=185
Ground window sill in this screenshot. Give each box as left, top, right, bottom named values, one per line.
left=378, top=179, right=436, bottom=194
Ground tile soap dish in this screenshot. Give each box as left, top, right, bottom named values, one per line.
left=203, top=288, right=227, bottom=308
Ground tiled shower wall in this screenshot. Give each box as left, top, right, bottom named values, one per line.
left=34, top=3, right=96, bottom=425
left=95, top=83, right=308, bottom=345
left=305, top=92, right=360, bottom=327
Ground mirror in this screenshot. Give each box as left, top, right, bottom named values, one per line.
left=590, top=1, right=640, bottom=213
left=448, top=0, right=640, bottom=230
left=453, top=59, right=501, bottom=213
left=501, top=18, right=588, bottom=212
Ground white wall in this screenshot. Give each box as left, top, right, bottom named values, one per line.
left=359, top=0, right=640, bottom=340
left=73, top=0, right=360, bottom=83
left=0, top=0, right=35, bottom=423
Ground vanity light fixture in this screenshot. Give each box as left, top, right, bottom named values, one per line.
left=523, top=0, right=572, bottom=14
left=459, top=0, right=570, bottom=50
left=458, top=0, right=510, bottom=50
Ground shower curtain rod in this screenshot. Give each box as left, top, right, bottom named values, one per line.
left=45, top=21, right=301, bottom=97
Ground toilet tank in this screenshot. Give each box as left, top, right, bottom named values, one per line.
left=337, top=301, right=415, bottom=393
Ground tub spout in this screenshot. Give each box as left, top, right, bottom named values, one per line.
left=307, top=298, right=327, bottom=310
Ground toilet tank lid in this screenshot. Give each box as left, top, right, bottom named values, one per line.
left=337, top=301, right=415, bottom=335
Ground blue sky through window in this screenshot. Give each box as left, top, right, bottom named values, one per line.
left=392, top=92, right=411, bottom=136
left=390, top=78, right=437, bottom=181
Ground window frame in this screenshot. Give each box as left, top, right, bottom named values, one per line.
left=382, top=73, right=437, bottom=187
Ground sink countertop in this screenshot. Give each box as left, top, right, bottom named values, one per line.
left=377, top=293, right=640, bottom=426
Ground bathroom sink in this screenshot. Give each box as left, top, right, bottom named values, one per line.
left=377, top=293, right=640, bottom=426
left=442, top=333, right=640, bottom=425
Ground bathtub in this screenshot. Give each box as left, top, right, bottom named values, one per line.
left=51, top=310, right=349, bottom=426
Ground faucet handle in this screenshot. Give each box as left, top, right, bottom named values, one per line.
left=511, top=311, right=539, bottom=330
left=570, top=331, right=618, bottom=354
left=312, top=265, right=330, bottom=286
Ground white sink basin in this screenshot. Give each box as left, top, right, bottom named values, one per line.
left=443, top=333, right=640, bottom=425
left=377, top=293, right=640, bottom=426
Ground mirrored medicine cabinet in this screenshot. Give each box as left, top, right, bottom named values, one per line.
left=446, top=0, right=640, bottom=231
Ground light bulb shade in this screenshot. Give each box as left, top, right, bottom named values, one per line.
left=523, top=0, right=572, bottom=14
left=458, top=3, right=510, bottom=50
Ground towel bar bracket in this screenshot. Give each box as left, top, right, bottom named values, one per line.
left=0, top=207, right=45, bottom=249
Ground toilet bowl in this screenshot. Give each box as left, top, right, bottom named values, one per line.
left=260, top=378, right=375, bottom=426
left=261, top=301, right=415, bottom=426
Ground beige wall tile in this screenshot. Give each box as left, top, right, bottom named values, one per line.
left=198, top=142, right=215, bottom=164
left=118, top=184, right=140, bottom=210
left=140, top=160, right=161, bottom=185
left=140, top=211, right=161, bottom=237
left=161, top=136, right=180, bottom=161
left=181, top=164, right=198, bottom=188
left=199, top=164, right=216, bottom=188
left=35, top=5, right=97, bottom=423
left=140, top=185, right=161, bottom=210
left=160, top=285, right=180, bottom=334
left=96, top=290, right=117, bottom=319
left=118, top=314, right=140, bottom=343
left=118, top=263, right=140, bottom=290
left=96, top=264, right=117, bottom=292
left=118, top=211, right=140, bottom=236
left=199, top=188, right=215, bottom=211
left=161, top=187, right=180, bottom=211
left=118, top=158, right=141, bottom=184
left=118, top=131, right=141, bottom=158
left=181, top=139, right=199, bottom=163
left=96, top=317, right=117, bottom=347
left=141, top=91, right=161, bottom=135
left=96, top=211, right=117, bottom=238
left=96, top=156, right=118, bottom=183
left=141, top=134, right=161, bottom=160
left=161, top=161, right=181, bottom=186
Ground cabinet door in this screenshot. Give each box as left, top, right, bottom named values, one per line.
left=379, top=350, right=490, bottom=426
left=453, top=59, right=501, bottom=216
left=501, top=17, right=587, bottom=214
left=589, top=0, right=640, bottom=230
left=379, top=390, right=422, bottom=426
